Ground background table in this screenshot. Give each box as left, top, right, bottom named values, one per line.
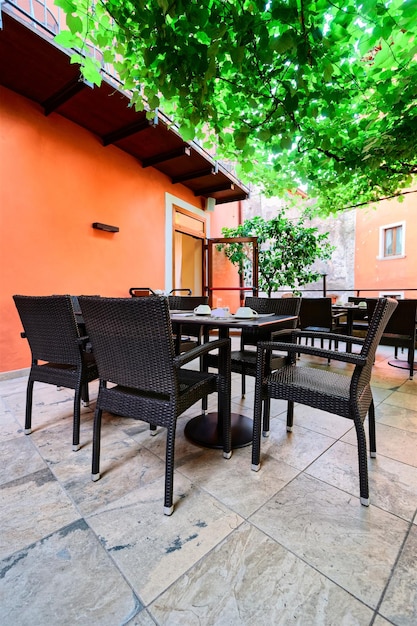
left=331, top=304, right=363, bottom=336
left=170, top=312, right=298, bottom=449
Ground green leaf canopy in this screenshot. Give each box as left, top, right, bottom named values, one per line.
left=55, top=0, right=417, bottom=214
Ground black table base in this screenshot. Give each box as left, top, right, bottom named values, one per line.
left=388, top=358, right=416, bottom=373
left=184, top=412, right=253, bottom=449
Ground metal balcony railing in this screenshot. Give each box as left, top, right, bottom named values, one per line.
left=1, top=0, right=122, bottom=85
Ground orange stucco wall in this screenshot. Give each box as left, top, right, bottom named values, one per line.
left=0, top=86, right=205, bottom=372
left=354, top=192, right=417, bottom=298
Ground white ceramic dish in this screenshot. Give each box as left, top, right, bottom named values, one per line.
left=234, top=315, right=256, bottom=320
left=233, top=312, right=273, bottom=319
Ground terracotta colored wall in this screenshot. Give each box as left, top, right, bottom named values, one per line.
left=0, top=87, right=202, bottom=372
left=355, top=192, right=417, bottom=298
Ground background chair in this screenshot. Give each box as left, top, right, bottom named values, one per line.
left=129, top=287, right=157, bottom=297
left=252, top=297, right=398, bottom=506
left=299, top=296, right=347, bottom=357
left=168, top=295, right=210, bottom=354
left=299, top=297, right=345, bottom=348
left=70, top=294, right=100, bottom=333
left=367, top=298, right=417, bottom=379
left=337, top=297, right=378, bottom=338
left=169, top=288, right=192, bottom=295
left=13, top=294, right=98, bottom=451
left=228, top=296, right=301, bottom=398
left=78, top=296, right=231, bottom=515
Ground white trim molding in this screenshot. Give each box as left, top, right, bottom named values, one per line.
left=377, top=220, right=406, bottom=260
left=164, top=193, right=209, bottom=293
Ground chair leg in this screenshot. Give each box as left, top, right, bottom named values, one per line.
left=408, top=346, right=414, bottom=380
left=91, top=406, right=103, bottom=481
left=81, top=382, right=90, bottom=407
left=24, top=379, right=34, bottom=434
left=262, top=398, right=270, bottom=436
left=241, top=371, right=246, bottom=399
left=353, top=412, right=370, bottom=506
left=150, top=423, right=157, bottom=436
left=286, top=401, right=294, bottom=432
left=368, top=400, right=376, bottom=458
left=251, top=384, right=263, bottom=471
left=72, top=387, right=82, bottom=451
left=164, top=424, right=176, bottom=515
left=220, top=388, right=232, bottom=460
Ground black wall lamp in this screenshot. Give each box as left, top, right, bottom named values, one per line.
left=92, top=222, right=119, bottom=233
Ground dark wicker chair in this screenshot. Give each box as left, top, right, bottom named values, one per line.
left=229, top=296, right=301, bottom=398
left=169, top=288, right=192, bottom=296
left=78, top=296, right=231, bottom=515
left=13, top=295, right=98, bottom=451
left=129, top=287, right=157, bottom=297
left=337, top=297, right=378, bottom=337
left=252, top=297, right=398, bottom=506
left=168, top=295, right=209, bottom=354
left=299, top=297, right=345, bottom=348
left=367, top=298, right=417, bottom=379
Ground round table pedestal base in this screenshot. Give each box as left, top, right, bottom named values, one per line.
left=184, top=412, right=252, bottom=449
left=388, top=359, right=416, bottom=375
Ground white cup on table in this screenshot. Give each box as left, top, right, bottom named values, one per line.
left=235, top=306, right=259, bottom=318
left=194, top=304, right=211, bottom=315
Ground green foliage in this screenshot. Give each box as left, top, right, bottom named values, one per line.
left=217, top=214, right=334, bottom=296
left=55, top=0, right=417, bottom=214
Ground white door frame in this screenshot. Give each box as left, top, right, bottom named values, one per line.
left=164, top=193, right=209, bottom=293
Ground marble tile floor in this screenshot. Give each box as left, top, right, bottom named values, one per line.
left=0, top=342, right=416, bottom=625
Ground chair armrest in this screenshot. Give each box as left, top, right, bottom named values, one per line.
left=175, top=338, right=230, bottom=368
left=257, top=340, right=368, bottom=367
left=269, top=328, right=297, bottom=341
left=291, top=329, right=366, bottom=346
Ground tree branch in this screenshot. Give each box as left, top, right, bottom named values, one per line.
left=339, top=189, right=417, bottom=210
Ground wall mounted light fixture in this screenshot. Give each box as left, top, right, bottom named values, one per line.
left=92, top=222, right=119, bottom=233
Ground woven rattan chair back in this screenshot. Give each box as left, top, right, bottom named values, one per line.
left=299, top=297, right=333, bottom=332
left=367, top=298, right=417, bottom=336
left=243, top=297, right=301, bottom=345
left=168, top=295, right=209, bottom=354
left=78, top=295, right=232, bottom=515
left=13, top=294, right=98, bottom=450
left=168, top=295, right=208, bottom=311
left=354, top=298, right=400, bottom=402
left=205, top=297, right=301, bottom=400
left=79, top=296, right=177, bottom=394
left=14, top=294, right=82, bottom=364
